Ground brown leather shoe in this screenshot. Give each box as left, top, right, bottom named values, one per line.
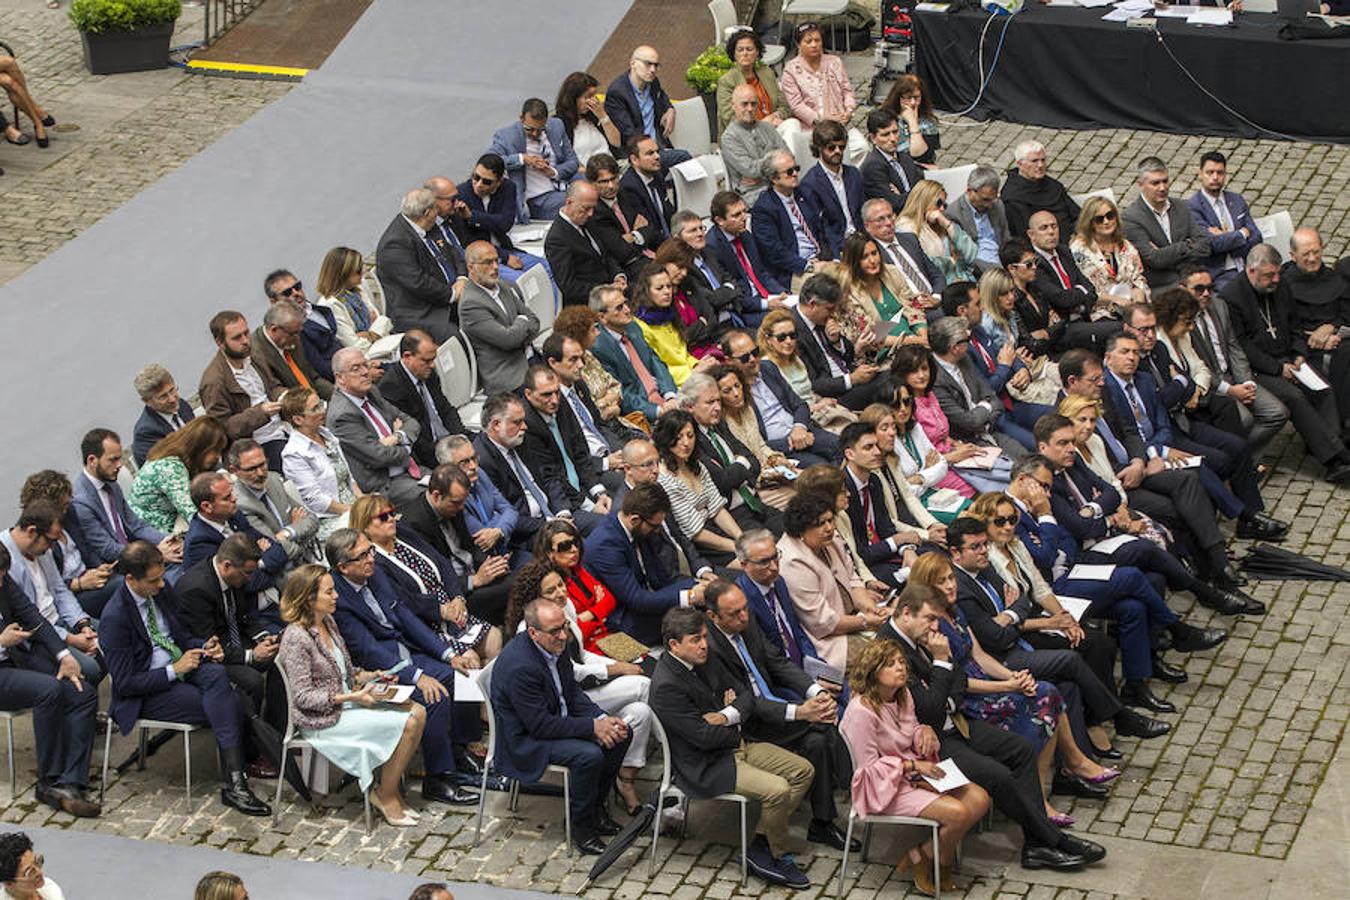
left=37, top=784, right=101, bottom=818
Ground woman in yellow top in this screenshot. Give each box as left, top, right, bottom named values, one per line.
left=715, top=29, right=788, bottom=134
left=632, top=263, right=716, bottom=386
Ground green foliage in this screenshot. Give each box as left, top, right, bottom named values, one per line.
left=684, top=46, right=732, bottom=96
left=69, top=0, right=182, bottom=34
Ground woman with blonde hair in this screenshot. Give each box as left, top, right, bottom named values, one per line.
left=897, top=181, right=978, bottom=285
left=834, top=231, right=928, bottom=359
left=193, top=870, right=247, bottom=900
left=128, top=416, right=230, bottom=533
left=315, top=246, right=389, bottom=352
left=977, top=268, right=1061, bottom=406
left=908, top=551, right=1116, bottom=827
left=276, top=564, right=427, bottom=826
left=840, top=635, right=989, bottom=894
left=1070, top=196, right=1149, bottom=313
left=756, top=308, right=855, bottom=432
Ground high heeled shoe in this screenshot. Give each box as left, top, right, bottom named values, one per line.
left=41, top=115, right=55, bottom=128
left=369, top=790, right=417, bottom=827
left=910, top=858, right=956, bottom=896
left=35, top=133, right=49, bottom=148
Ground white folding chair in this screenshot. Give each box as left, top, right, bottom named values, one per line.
left=473, top=661, right=574, bottom=855
left=672, top=158, right=721, bottom=221
left=709, top=0, right=785, bottom=67
left=100, top=716, right=200, bottom=804
left=516, top=262, right=556, bottom=334
left=0, top=710, right=26, bottom=795
left=648, top=716, right=748, bottom=884
left=435, top=334, right=484, bottom=427
left=782, top=0, right=851, bottom=51
left=1070, top=187, right=1117, bottom=206
left=271, top=658, right=372, bottom=831
left=1253, top=210, right=1294, bottom=257
left=835, top=729, right=944, bottom=898
left=785, top=128, right=815, bottom=171
left=670, top=96, right=712, bottom=158
left=925, top=164, right=978, bottom=204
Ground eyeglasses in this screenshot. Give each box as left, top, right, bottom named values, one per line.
left=634, top=57, right=660, bottom=68
left=1010, top=258, right=1036, bottom=269
left=534, top=623, right=569, bottom=637
left=277, top=281, right=303, bottom=297
left=1189, top=282, right=1214, bottom=294
left=989, top=515, right=1017, bottom=527
left=934, top=198, right=947, bottom=210
left=734, top=348, right=760, bottom=363
left=964, top=540, right=989, bottom=552
left=606, top=300, right=630, bottom=312
left=374, top=509, right=400, bottom=523
left=896, top=395, right=915, bottom=407
left=746, top=552, right=780, bottom=566
left=552, top=538, right=579, bottom=553
left=471, top=172, right=498, bottom=186
left=1092, top=211, right=1119, bottom=224
left=236, top=460, right=268, bottom=473
left=344, top=547, right=376, bottom=563
left=780, top=166, right=801, bottom=177
left=770, top=330, right=797, bottom=342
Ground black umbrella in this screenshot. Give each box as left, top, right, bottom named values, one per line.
left=1238, top=543, right=1350, bottom=581
left=582, top=795, right=669, bottom=887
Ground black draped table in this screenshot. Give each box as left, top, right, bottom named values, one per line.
left=912, top=7, right=1350, bottom=144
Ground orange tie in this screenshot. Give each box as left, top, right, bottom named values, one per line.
left=283, top=351, right=312, bottom=390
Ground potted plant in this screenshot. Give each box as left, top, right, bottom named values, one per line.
left=684, top=45, right=732, bottom=137
left=70, top=0, right=182, bottom=76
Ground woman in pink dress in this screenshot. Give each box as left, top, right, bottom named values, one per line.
left=841, top=639, right=990, bottom=895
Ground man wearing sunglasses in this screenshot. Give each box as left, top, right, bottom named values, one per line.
left=487, top=98, right=579, bottom=224
left=720, top=84, right=787, bottom=207
left=720, top=329, right=838, bottom=466
left=264, top=269, right=343, bottom=383
left=752, top=149, right=826, bottom=289
left=799, top=120, right=864, bottom=261
left=458, top=152, right=550, bottom=283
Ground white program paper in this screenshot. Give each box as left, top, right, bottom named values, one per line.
left=922, top=758, right=971, bottom=793
left=1155, top=4, right=1203, bottom=16
left=804, top=656, right=845, bottom=685
left=1294, top=363, right=1330, bottom=392
left=454, top=670, right=485, bottom=702
left=1090, top=533, right=1140, bottom=554
left=672, top=158, right=707, bottom=182
left=1188, top=8, right=1233, bottom=24
left=1067, top=563, right=1116, bottom=581
left=1045, top=595, right=1094, bottom=638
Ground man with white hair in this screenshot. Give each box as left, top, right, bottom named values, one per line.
left=947, top=165, right=1009, bottom=273
left=131, top=364, right=194, bottom=467
left=751, top=149, right=824, bottom=288
left=720, top=83, right=787, bottom=206
left=1279, top=227, right=1350, bottom=423
left=326, top=347, right=424, bottom=504
left=1121, top=156, right=1211, bottom=289
left=999, top=138, right=1080, bottom=237
left=544, top=180, right=628, bottom=308
left=376, top=187, right=466, bottom=342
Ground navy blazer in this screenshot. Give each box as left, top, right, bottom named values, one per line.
left=584, top=513, right=695, bottom=645
left=844, top=471, right=903, bottom=567
left=301, top=304, right=342, bottom=382
left=376, top=524, right=468, bottom=631
left=1014, top=504, right=1080, bottom=579
left=100, top=583, right=203, bottom=734
left=472, top=432, right=568, bottom=533
left=0, top=573, right=71, bottom=668
left=331, top=568, right=448, bottom=685
left=757, top=361, right=814, bottom=427
left=1186, top=190, right=1262, bottom=280
left=487, top=118, right=581, bottom=224
left=458, top=178, right=522, bottom=260
left=591, top=322, right=677, bottom=421
left=132, top=400, right=194, bottom=467
left=70, top=473, right=164, bottom=566
left=490, top=632, right=606, bottom=784
left=1032, top=245, right=1097, bottom=321
left=464, top=470, right=519, bottom=550
left=1101, top=369, right=1174, bottom=457
left=618, top=167, right=674, bottom=246
left=879, top=232, right=947, bottom=294
left=1049, top=462, right=1121, bottom=546
left=735, top=572, right=818, bottom=662
left=799, top=162, right=864, bottom=259
left=182, top=514, right=288, bottom=593
left=790, top=307, right=855, bottom=399
left=603, top=72, right=674, bottom=149
left=952, top=565, right=1034, bottom=659
left=750, top=188, right=826, bottom=286
left=860, top=147, right=923, bottom=213
left=705, top=225, right=786, bottom=317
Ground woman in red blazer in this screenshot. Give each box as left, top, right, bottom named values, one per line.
left=535, top=520, right=614, bottom=654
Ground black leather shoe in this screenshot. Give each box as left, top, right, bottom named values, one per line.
left=575, top=835, right=607, bottom=855
left=1235, top=514, right=1287, bottom=541
left=1120, top=681, right=1177, bottom=714
left=1021, top=843, right=1087, bottom=871
left=1091, top=745, right=1123, bottom=761
left=807, top=819, right=861, bottom=852
left=453, top=748, right=485, bottom=776
left=1325, top=461, right=1350, bottom=484
left=422, top=777, right=479, bottom=805
left=1217, top=565, right=1249, bottom=589
left=1059, top=834, right=1107, bottom=863
left=37, top=784, right=101, bottom=818
left=221, top=773, right=272, bottom=817
left=1199, top=588, right=1266, bottom=616
left=1051, top=772, right=1108, bottom=800
left=1169, top=622, right=1227, bottom=653
left=1151, top=654, right=1188, bottom=683
left=1115, top=707, right=1172, bottom=738
left=596, top=814, right=622, bottom=837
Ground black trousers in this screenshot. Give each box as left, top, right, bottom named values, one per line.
left=1135, top=468, right=1227, bottom=574
left=939, top=719, right=1061, bottom=848
left=1002, top=647, right=1122, bottom=726
left=467, top=574, right=515, bottom=628
left=1255, top=373, right=1345, bottom=464
left=776, top=724, right=849, bottom=822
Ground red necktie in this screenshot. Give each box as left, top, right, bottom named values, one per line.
left=861, top=486, right=879, bottom=543
left=732, top=236, right=769, bottom=299
left=973, top=339, right=1013, bottom=410
left=1049, top=252, right=1071, bottom=290
left=362, top=399, right=420, bottom=479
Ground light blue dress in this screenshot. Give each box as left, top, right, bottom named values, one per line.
left=299, top=642, right=411, bottom=792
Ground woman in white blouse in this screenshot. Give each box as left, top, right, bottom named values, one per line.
left=279, top=388, right=361, bottom=539
left=554, top=72, right=620, bottom=167
left=652, top=409, right=741, bottom=565
left=314, top=246, right=389, bottom=352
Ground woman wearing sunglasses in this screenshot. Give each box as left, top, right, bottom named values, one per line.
left=1070, top=196, right=1149, bottom=312
left=349, top=494, right=502, bottom=668
left=534, top=519, right=616, bottom=655
left=1000, top=238, right=1066, bottom=357
left=756, top=307, right=856, bottom=432
left=897, top=181, right=977, bottom=285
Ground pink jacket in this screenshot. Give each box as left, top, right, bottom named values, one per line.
left=780, top=54, right=856, bottom=129
left=777, top=533, right=863, bottom=669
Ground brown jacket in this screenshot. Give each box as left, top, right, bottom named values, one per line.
left=250, top=325, right=334, bottom=400
left=198, top=349, right=284, bottom=440
left=277, top=616, right=354, bottom=732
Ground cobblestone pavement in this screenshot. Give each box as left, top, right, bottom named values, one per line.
left=0, top=3, right=1346, bottom=897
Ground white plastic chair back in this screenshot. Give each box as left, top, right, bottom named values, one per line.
left=516, top=263, right=555, bottom=333
left=1071, top=187, right=1117, bottom=206
left=670, top=96, right=713, bottom=158
left=436, top=335, right=477, bottom=407
left=672, top=157, right=721, bottom=221
left=926, top=164, right=978, bottom=204
left=1254, top=210, right=1294, bottom=257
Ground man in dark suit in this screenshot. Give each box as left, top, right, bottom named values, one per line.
left=708, top=190, right=788, bottom=327
left=611, top=439, right=715, bottom=580
left=325, top=529, right=477, bottom=804
left=1120, top=157, right=1211, bottom=289
left=329, top=347, right=425, bottom=505
left=396, top=465, right=513, bottom=627
left=703, top=581, right=856, bottom=851
left=859, top=108, right=923, bottom=214
left=69, top=429, right=182, bottom=570
left=618, top=135, right=675, bottom=245
left=474, top=393, right=569, bottom=543
left=751, top=150, right=826, bottom=288
left=181, top=473, right=289, bottom=594
left=583, top=485, right=702, bottom=646
left=545, top=181, right=627, bottom=308
left=947, top=165, right=1010, bottom=273
left=100, top=541, right=271, bottom=816
left=928, top=316, right=1031, bottom=456
left=459, top=153, right=547, bottom=281
left=0, top=544, right=100, bottom=817
left=791, top=273, right=891, bottom=410
left=839, top=422, right=933, bottom=586
left=586, top=153, right=653, bottom=273
left=649, top=606, right=814, bottom=888
left=377, top=330, right=468, bottom=472
left=263, top=271, right=343, bottom=382
left=250, top=300, right=333, bottom=401
left=603, top=46, right=690, bottom=169
left=131, top=365, right=195, bottom=467
left=680, top=372, right=781, bottom=535
left=376, top=187, right=464, bottom=343
left=798, top=120, right=864, bottom=260
left=490, top=599, right=631, bottom=855
left=520, top=366, right=609, bottom=535
left=542, top=332, right=638, bottom=491
left=1186, top=151, right=1262, bottom=288
left=861, top=197, right=945, bottom=303
left=733, top=530, right=817, bottom=666
left=880, top=584, right=1103, bottom=871
left=1027, top=211, right=1120, bottom=353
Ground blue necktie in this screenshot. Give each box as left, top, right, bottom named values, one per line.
left=733, top=634, right=784, bottom=702
left=978, top=577, right=1033, bottom=652
left=547, top=418, right=580, bottom=491
left=1096, top=420, right=1129, bottom=466
left=508, top=449, right=553, bottom=516
left=567, top=391, right=605, bottom=446
left=423, top=236, right=455, bottom=284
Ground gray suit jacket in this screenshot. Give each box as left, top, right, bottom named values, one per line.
left=459, top=278, right=540, bottom=394
left=930, top=354, right=1000, bottom=441
left=947, top=193, right=1009, bottom=272
left=1120, top=196, right=1211, bottom=289
left=1192, top=294, right=1253, bottom=385
left=325, top=387, right=421, bottom=495
left=233, top=472, right=320, bottom=563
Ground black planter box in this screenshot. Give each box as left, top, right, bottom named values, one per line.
left=80, top=21, right=175, bottom=75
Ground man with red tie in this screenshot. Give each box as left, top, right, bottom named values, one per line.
left=325, top=347, right=424, bottom=505
left=707, top=190, right=788, bottom=328
left=584, top=153, right=651, bottom=272
left=1028, top=210, right=1120, bottom=353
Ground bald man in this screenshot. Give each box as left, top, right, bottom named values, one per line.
left=459, top=240, right=541, bottom=393
left=603, top=45, right=692, bottom=171
left=544, top=181, right=627, bottom=307
left=720, top=83, right=788, bottom=206
left=1283, top=227, right=1350, bottom=421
